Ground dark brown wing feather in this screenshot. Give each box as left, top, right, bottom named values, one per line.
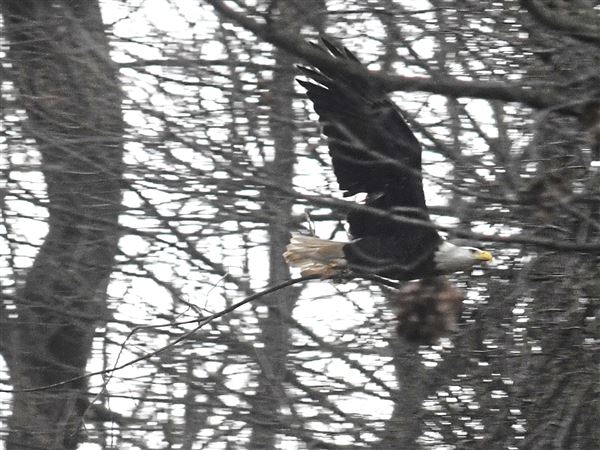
left=299, top=39, right=441, bottom=279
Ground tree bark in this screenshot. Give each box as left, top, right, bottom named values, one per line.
left=1, top=1, right=123, bottom=448
left=247, top=1, right=319, bottom=446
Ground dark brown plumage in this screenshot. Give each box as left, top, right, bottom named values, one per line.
left=297, top=40, right=442, bottom=279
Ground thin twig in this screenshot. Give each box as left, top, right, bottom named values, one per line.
left=0, top=274, right=321, bottom=394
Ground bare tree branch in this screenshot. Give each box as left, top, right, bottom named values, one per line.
left=205, top=0, right=573, bottom=113
left=521, top=0, right=600, bottom=46
left=0, top=275, right=321, bottom=394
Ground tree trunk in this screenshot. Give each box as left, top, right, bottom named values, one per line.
left=247, top=2, right=313, bottom=447
left=1, top=1, right=123, bottom=448
left=248, top=46, right=298, bottom=450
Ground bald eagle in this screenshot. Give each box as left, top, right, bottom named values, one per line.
left=284, top=40, right=492, bottom=281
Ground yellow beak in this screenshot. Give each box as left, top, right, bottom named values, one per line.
left=477, top=250, right=493, bottom=262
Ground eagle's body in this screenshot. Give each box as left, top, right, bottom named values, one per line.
left=285, top=233, right=488, bottom=281
left=284, top=40, right=491, bottom=281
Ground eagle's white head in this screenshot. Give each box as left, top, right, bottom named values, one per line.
left=434, top=240, right=492, bottom=273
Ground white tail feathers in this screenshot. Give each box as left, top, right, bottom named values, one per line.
left=283, top=233, right=347, bottom=277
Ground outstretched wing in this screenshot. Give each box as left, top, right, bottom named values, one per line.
left=299, top=40, right=441, bottom=277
